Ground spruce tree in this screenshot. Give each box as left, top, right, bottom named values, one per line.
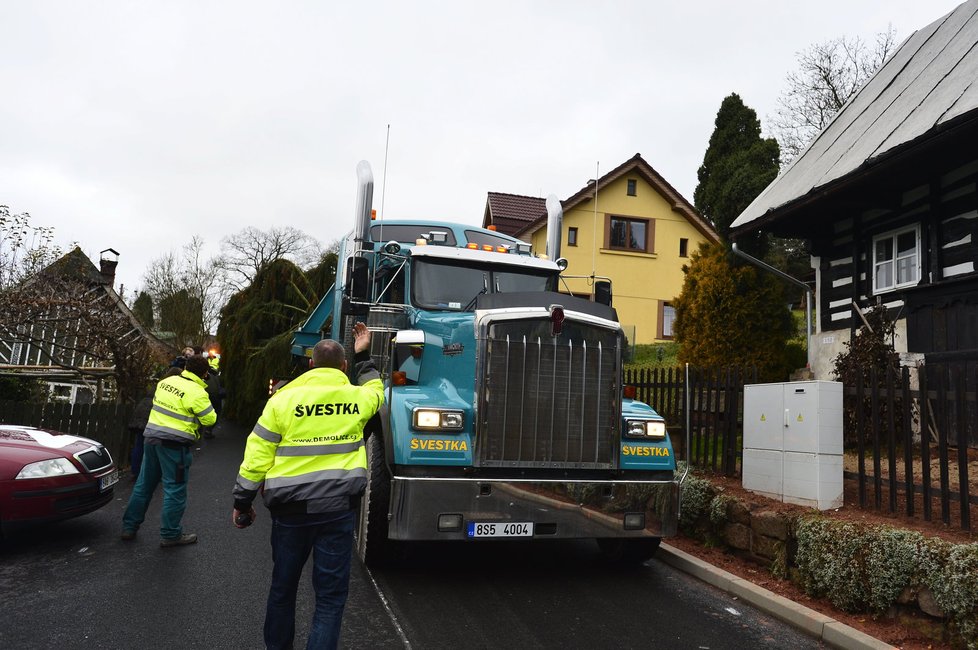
left=132, top=291, right=154, bottom=329
left=676, top=94, right=796, bottom=379
left=693, top=93, right=780, bottom=246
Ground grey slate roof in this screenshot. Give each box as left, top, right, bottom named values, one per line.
left=731, top=0, right=978, bottom=234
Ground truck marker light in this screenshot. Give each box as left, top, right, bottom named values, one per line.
left=623, top=513, right=645, bottom=530
left=481, top=244, right=493, bottom=251
left=415, top=410, right=440, bottom=428
left=438, top=514, right=463, bottom=532
left=496, top=246, right=507, bottom=253
left=549, top=305, right=564, bottom=336
left=413, top=408, right=465, bottom=431
left=647, top=421, right=666, bottom=439
left=466, top=243, right=478, bottom=249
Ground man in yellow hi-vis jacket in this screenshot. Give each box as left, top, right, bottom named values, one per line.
left=232, top=322, right=383, bottom=650
left=122, top=354, right=216, bottom=547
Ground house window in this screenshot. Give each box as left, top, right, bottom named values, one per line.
left=567, top=227, right=578, bottom=247
left=626, top=179, right=637, bottom=196
left=873, top=225, right=920, bottom=293
left=659, top=302, right=676, bottom=339
left=679, top=238, right=689, bottom=257
left=606, top=215, right=651, bottom=252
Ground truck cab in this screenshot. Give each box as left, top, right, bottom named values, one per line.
left=293, top=161, right=682, bottom=565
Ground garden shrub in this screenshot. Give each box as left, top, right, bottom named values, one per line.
left=922, top=541, right=978, bottom=649
left=796, top=515, right=978, bottom=648
left=831, top=303, right=905, bottom=447
left=673, top=242, right=793, bottom=382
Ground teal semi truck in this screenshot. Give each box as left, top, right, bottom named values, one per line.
left=293, top=161, right=683, bottom=565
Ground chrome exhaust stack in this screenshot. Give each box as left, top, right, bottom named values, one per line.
left=545, top=194, right=563, bottom=260
left=354, top=160, right=374, bottom=251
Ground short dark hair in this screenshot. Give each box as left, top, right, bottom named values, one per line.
left=311, top=339, right=346, bottom=369
left=185, top=355, right=210, bottom=379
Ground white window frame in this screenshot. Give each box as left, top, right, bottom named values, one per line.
left=660, top=302, right=676, bottom=339
left=872, top=224, right=921, bottom=294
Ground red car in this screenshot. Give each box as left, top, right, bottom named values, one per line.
left=0, top=424, right=120, bottom=533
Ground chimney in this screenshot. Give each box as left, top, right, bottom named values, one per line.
left=99, top=248, right=119, bottom=286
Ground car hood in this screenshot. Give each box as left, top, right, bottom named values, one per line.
left=0, top=425, right=99, bottom=456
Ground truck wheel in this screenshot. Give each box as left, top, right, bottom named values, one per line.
left=596, top=537, right=661, bottom=564
left=356, top=434, right=397, bottom=566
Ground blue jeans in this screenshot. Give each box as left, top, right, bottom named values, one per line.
left=122, top=443, right=192, bottom=539
left=264, top=510, right=355, bottom=650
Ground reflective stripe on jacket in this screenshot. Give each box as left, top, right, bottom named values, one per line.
left=144, top=370, right=216, bottom=444
left=233, top=356, right=384, bottom=514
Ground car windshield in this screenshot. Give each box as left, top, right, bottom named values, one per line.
left=412, top=259, right=554, bottom=310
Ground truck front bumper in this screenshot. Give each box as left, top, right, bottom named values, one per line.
left=387, top=476, right=679, bottom=541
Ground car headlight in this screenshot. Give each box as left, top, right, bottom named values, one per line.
left=624, top=419, right=666, bottom=439
left=16, top=457, right=80, bottom=479
left=413, top=408, right=464, bottom=431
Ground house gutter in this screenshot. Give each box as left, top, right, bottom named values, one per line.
left=730, top=243, right=812, bottom=370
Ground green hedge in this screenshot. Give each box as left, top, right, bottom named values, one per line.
left=677, top=469, right=978, bottom=649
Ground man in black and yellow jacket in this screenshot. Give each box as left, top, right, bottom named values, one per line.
left=232, top=322, right=383, bottom=650
left=122, top=355, right=216, bottom=547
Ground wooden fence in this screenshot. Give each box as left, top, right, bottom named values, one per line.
left=624, top=366, right=756, bottom=476
left=847, top=362, right=975, bottom=531
left=0, top=400, right=134, bottom=470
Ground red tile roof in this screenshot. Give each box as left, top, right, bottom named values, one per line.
left=482, top=192, right=546, bottom=238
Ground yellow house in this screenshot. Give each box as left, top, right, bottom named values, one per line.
left=483, top=153, right=719, bottom=345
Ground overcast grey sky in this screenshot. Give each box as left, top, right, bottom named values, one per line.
left=0, top=1, right=964, bottom=296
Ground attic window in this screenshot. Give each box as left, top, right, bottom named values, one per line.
left=567, top=227, right=578, bottom=247
left=873, top=224, right=920, bottom=293
left=626, top=179, right=637, bottom=196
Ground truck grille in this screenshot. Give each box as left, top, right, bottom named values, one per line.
left=478, top=318, right=621, bottom=469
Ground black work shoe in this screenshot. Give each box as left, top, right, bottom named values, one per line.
left=160, top=533, right=198, bottom=547
left=120, top=530, right=136, bottom=541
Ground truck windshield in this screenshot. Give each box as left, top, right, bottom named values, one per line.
left=412, top=259, right=554, bottom=310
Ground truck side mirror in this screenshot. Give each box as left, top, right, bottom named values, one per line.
left=345, top=257, right=370, bottom=301
left=594, top=281, right=612, bottom=306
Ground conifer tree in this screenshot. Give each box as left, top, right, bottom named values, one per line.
left=216, top=257, right=330, bottom=424
left=694, top=93, right=780, bottom=247
left=672, top=242, right=793, bottom=381
left=677, top=94, right=795, bottom=378
left=132, top=291, right=154, bottom=329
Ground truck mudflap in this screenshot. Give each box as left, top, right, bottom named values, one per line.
left=387, top=476, right=680, bottom=541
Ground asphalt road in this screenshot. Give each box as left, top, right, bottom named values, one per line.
left=0, top=421, right=822, bottom=649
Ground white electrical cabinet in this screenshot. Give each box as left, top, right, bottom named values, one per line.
left=742, top=381, right=843, bottom=510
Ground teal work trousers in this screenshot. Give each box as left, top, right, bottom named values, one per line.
left=122, top=442, right=193, bottom=540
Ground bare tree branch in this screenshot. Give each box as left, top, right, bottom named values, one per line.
left=769, top=28, right=897, bottom=164
left=220, top=226, right=322, bottom=290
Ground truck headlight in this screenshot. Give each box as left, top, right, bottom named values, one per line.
left=16, top=457, right=80, bottom=479
left=413, top=408, right=464, bottom=431
left=624, top=419, right=666, bottom=439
